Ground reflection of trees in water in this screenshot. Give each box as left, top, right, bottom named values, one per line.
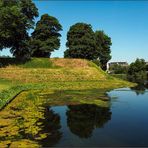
left=38, top=107, right=62, bottom=147
left=145, top=82, right=148, bottom=89
left=131, top=82, right=148, bottom=95
left=0, top=93, right=62, bottom=147
left=66, top=104, right=111, bottom=138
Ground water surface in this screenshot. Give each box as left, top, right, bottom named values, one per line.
left=45, top=88, right=148, bottom=147
left=0, top=88, right=148, bottom=147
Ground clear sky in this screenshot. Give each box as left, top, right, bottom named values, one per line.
left=1, top=1, right=148, bottom=63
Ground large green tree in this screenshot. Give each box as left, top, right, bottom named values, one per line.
left=0, top=0, right=38, bottom=59
left=95, top=31, right=112, bottom=71
left=64, top=23, right=98, bottom=60
left=31, top=14, right=62, bottom=57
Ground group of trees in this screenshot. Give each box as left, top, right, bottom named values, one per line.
left=0, top=0, right=62, bottom=60
left=0, top=0, right=112, bottom=70
left=109, top=64, right=128, bottom=74
left=64, top=23, right=112, bottom=70
left=0, top=0, right=38, bottom=59
left=127, top=59, right=147, bottom=83
left=110, top=58, right=148, bottom=83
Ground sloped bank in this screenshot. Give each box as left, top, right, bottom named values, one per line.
left=0, top=58, right=135, bottom=110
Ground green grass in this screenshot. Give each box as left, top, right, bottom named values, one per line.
left=0, top=80, right=135, bottom=110
left=0, top=78, right=14, bottom=91
left=0, top=58, right=108, bottom=83
left=0, top=58, right=135, bottom=109
left=110, top=74, right=127, bottom=80
left=19, top=58, right=55, bottom=68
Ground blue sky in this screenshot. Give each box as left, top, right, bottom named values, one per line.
left=1, top=1, right=148, bottom=63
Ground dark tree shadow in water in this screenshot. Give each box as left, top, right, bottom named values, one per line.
left=66, top=104, right=112, bottom=138
left=130, top=82, right=148, bottom=95
left=38, top=107, right=62, bottom=147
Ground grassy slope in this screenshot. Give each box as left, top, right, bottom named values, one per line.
left=0, top=58, right=135, bottom=109
left=0, top=79, right=13, bottom=91
left=0, top=58, right=108, bottom=82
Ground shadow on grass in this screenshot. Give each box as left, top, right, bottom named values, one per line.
left=0, top=57, right=28, bottom=68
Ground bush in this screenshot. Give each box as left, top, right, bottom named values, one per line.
left=92, top=60, right=101, bottom=67
left=109, top=64, right=128, bottom=74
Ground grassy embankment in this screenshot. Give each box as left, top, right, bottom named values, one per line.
left=110, top=74, right=127, bottom=80
left=0, top=58, right=136, bottom=147
left=0, top=58, right=135, bottom=109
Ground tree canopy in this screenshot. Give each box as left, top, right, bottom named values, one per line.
left=64, top=23, right=99, bottom=60
left=127, top=58, right=147, bottom=83
left=109, top=64, right=128, bottom=74
left=0, top=1, right=112, bottom=65
left=95, top=31, right=112, bottom=70
left=64, top=23, right=112, bottom=70
left=0, top=0, right=38, bottom=59
left=31, top=14, right=62, bottom=57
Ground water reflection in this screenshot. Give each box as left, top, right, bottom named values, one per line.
left=144, top=81, right=148, bottom=88
left=0, top=92, right=62, bottom=147
left=1, top=88, right=148, bottom=147
left=130, top=82, right=148, bottom=95
left=0, top=90, right=111, bottom=147
left=38, top=107, right=62, bottom=147
left=66, top=104, right=111, bottom=138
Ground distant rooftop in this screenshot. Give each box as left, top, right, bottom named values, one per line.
left=109, top=62, right=128, bottom=66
